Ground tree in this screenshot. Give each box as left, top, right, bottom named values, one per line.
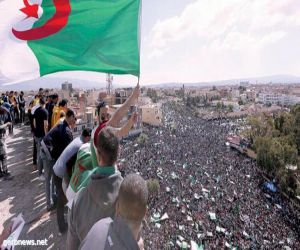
left=246, top=107, right=299, bottom=196
left=216, top=102, right=222, bottom=110
left=292, top=105, right=300, bottom=153
left=282, top=143, right=298, bottom=165
left=255, top=137, right=274, bottom=173
left=246, top=116, right=266, bottom=145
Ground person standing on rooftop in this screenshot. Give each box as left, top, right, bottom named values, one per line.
left=33, top=97, right=48, bottom=181
left=41, top=109, right=76, bottom=211
left=80, top=173, right=148, bottom=250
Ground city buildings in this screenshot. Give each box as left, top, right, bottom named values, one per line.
left=61, top=81, right=72, bottom=91
left=258, top=93, right=300, bottom=106
left=140, top=103, right=162, bottom=126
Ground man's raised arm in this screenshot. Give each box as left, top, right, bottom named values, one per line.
left=107, top=83, right=139, bottom=128
left=110, top=112, right=138, bottom=139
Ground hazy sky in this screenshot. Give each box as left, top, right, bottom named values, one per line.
left=2, top=0, right=300, bottom=86
left=140, top=0, right=300, bottom=83
left=56, top=0, right=300, bottom=85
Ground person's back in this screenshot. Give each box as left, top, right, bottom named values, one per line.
left=41, top=109, right=75, bottom=210
left=67, top=127, right=123, bottom=250
left=34, top=106, right=48, bottom=138
left=79, top=174, right=149, bottom=250
left=47, top=94, right=58, bottom=129
left=17, top=92, right=26, bottom=124
left=53, top=128, right=91, bottom=234
left=68, top=172, right=122, bottom=245
left=44, top=116, right=73, bottom=160
left=51, top=99, right=68, bottom=128
left=51, top=105, right=60, bottom=129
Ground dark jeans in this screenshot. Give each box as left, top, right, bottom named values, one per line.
left=0, top=154, right=8, bottom=173
left=41, top=150, right=56, bottom=207
left=14, top=108, right=19, bottom=123
left=33, top=139, right=37, bottom=165
left=34, top=136, right=43, bottom=176
left=53, top=174, right=68, bottom=233
left=19, top=107, right=25, bottom=123
left=10, top=109, right=14, bottom=123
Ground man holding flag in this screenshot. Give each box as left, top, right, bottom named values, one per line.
left=65, top=83, right=139, bottom=202
left=1, top=0, right=142, bottom=244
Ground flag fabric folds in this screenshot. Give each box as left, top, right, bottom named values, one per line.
left=0, top=0, right=141, bottom=84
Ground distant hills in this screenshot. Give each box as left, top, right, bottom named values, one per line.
left=146, top=75, right=300, bottom=88
left=0, top=77, right=108, bottom=91
left=1, top=74, right=300, bottom=91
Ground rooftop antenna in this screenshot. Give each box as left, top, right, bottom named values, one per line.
left=106, top=73, right=113, bottom=95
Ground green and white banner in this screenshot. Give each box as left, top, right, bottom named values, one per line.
left=0, top=0, right=141, bottom=84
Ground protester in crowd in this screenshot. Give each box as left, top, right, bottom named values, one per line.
left=46, top=95, right=51, bottom=105
left=66, top=85, right=139, bottom=200
left=44, top=89, right=50, bottom=98
left=66, top=111, right=138, bottom=200
left=1, top=102, right=13, bottom=135
left=80, top=174, right=148, bottom=250
left=17, top=91, right=26, bottom=124
left=13, top=91, right=19, bottom=121
left=53, top=128, right=92, bottom=234
left=38, top=88, right=44, bottom=97
left=30, top=91, right=53, bottom=172
left=91, top=83, right=139, bottom=167
left=53, top=110, right=66, bottom=129
left=1, top=93, right=6, bottom=103
left=2, top=92, right=9, bottom=103
left=33, top=94, right=40, bottom=106
left=66, top=127, right=123, bottom=249
left=28, top=100, right=37, bottom=170
left=41, top=109, right=76, bottom=211
left=0, top=105, right=12, bottom=180
left=8, top=91, right=17, bottom=123
left=51, top=99, right=68, bottom=128
left=33, top=97, right=48, bottom=180
left=46, top=93, right=59, bottom=129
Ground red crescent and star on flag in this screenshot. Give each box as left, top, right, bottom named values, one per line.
left=12, top=0, right=71, bottom=41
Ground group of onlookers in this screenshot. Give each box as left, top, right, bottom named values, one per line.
left=1, top=84, right=148, bottom=249
left=26, top=84, right=147, bottom=249
left=0, top=90, right=26, bottom=180
left=1, top=91, right=26, bottom=125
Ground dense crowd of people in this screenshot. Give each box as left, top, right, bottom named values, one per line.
left=0, top=86, right=299, bottom=249
left=119, top=102, right=300, bottom=249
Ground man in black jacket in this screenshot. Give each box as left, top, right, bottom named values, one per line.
left=41, top=109, right=76, bottom=211
left=17, top=91, right=26, bottom=124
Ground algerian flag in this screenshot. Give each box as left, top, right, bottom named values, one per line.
left=0, top=0, right=141, bottom=85
left=66, top=143, right=93, bottom=202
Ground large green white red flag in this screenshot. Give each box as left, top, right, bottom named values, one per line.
left=0, top=0, right=141, bottom=85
